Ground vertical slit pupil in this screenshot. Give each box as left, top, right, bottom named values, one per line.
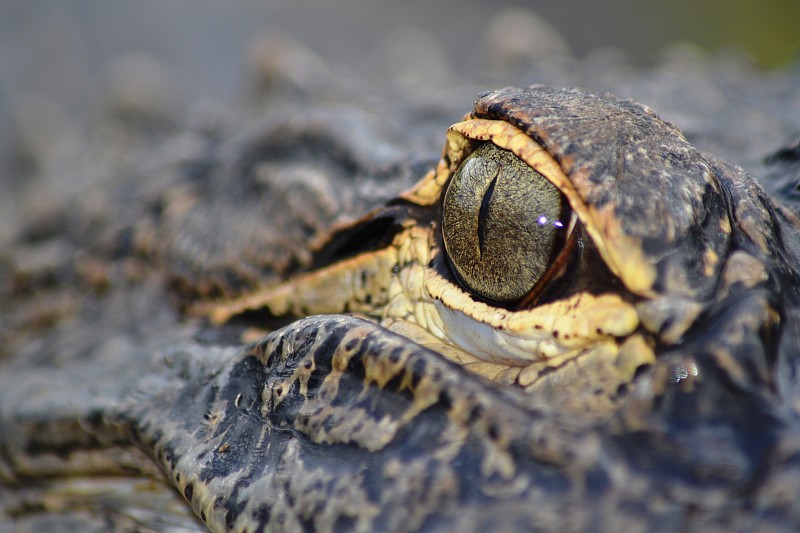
left=477, top=172, right=499, bottom=256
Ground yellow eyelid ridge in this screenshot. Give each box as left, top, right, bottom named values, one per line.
left=445, top=118, right=657, bottom=298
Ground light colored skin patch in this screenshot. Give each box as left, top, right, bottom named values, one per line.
left=703, top=248, right=719, bottom=277
left=190, top=229, right=407, bottom=324
left=515, top=333, right=656, bottom=417
left=721, top=250, right=768, bottom=291
left=636, top=296, right=704, bottom=345
left=424, top=269, right=639, bottom=362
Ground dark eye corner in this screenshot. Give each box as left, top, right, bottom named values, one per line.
left=309, top=205, right=411, bottom=269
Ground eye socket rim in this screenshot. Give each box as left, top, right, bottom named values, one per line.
left=439, top=141, right=576, bottom=308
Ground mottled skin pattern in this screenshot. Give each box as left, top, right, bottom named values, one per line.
left=3, top=82, right=800, bottom=533
left=175, top=90, right=799, bottom=531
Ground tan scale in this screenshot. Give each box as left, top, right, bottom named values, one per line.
left=196, top=118, right=657, bottom=414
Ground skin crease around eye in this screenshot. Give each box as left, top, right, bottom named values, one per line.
left=442, top=142, right=568, bottom=304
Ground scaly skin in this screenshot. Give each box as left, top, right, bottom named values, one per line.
left=2, top=87, right=800, bottom=532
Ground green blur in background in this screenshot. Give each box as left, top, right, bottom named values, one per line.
left=668, top=0, right=798, bottom=67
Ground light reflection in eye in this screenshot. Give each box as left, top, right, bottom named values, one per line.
left=536, top=215, right=564, bottom=228
left=537, top=215, right=564, bottom=229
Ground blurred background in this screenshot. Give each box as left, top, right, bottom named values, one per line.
left=0, top=0, right=798, bottom=239
left=1, top=0, right=798, bottom=120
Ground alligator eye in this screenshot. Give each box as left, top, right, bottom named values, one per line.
left=442, top=142, right=569, bottom=304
